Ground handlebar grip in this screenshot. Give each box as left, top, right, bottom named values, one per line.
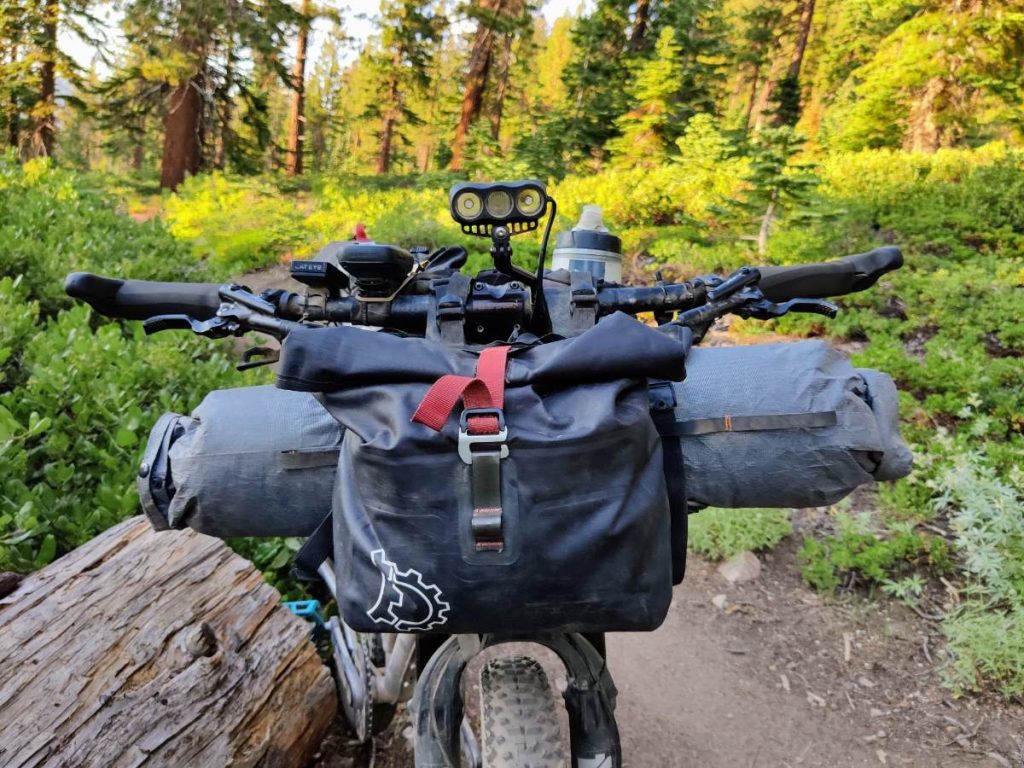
left=64, top=272, right=224, bottom=321
left=756, top=247, right=903, bottom=302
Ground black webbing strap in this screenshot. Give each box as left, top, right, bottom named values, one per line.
left=294, top=513, right=333, bottom=582
left=649, top=380, right=687, bottom=585
left=469, top=448, right=504, bottom=551
left=435, top=273, right=471, bottom=345
left=568, top=270, right=598, bottom=334
left=663, top=410, right=837, bottom=436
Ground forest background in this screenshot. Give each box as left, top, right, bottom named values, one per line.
left=1, top=0, right=1023, bottom=701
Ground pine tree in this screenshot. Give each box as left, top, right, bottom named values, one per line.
left=116, top=0, right=297, bottom=189
left=558, top=0, right=632, bottom=168
left=369, top=0, right=445, bottom=174
left=733, top=126, right=818, bottom=255
left=607, top=27, right=684, bottom=167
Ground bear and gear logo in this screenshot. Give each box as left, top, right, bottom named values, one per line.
left=366, top=549, right=450, bottom=631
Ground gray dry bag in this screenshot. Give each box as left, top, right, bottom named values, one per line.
left=138, top=386, right=343, bottom=537
left=661, top=340, right=912, bottom=509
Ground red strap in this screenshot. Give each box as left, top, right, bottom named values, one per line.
left=412, top=346, right=509, bottom=435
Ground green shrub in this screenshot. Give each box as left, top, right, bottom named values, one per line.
left=164, top=173, right=307, bottom=274
left=799, top=514, right=952, bottom=593
left=0, top=159, right=241, bottom=571
left=0, top=157, right=204, bottom=312
left=943, top=606, right=1024, bottom=699
left=935, top=453, right=1024, bottom=698
left=0, top=306, right=239, bottom=571
left=688, top=507, right=792, bottom=561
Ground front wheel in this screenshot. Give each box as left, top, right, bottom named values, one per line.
left=479, top=656, right=568, bottom=768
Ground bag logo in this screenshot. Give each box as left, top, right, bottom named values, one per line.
left=366, top=549, right=450, bottom=631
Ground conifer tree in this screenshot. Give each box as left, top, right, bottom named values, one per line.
left=558, top=0, right=632, bottom=168
left=369, top=0, right=445, bottom=174
left=607, top=27, right=684, bottom=167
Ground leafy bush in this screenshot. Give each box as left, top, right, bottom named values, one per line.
left=799, top=514, right=952, bottom=593
left=164, top=173, right=308, bottom=273
left=0, top=158, right=239, bottom=571
left=0, top=158, right=204, bottom=312
left=688, top=508, right=792, bottom=561
left=935, top=455, right=1024, bottom=698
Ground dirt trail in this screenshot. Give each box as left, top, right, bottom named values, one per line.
left=609, top=548, right=1022, bottom=767
left=314, top=541, right=1023, bottom=767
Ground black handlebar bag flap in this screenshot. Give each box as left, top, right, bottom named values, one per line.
left=277, top=313, right=687, bottom=634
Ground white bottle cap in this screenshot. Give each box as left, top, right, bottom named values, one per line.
left=574, top=204, right=609, bottom=232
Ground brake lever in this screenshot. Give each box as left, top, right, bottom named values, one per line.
left=737, top=297, right=838, bottom=320
left=143, top=313, right=241, bottom=337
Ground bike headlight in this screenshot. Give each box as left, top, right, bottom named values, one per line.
left=453, top=190, right=483, bottom=221
left=449, top=180, right=548, bottom=235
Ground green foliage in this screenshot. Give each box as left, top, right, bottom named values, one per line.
left=688, top=507, right=792, bottom=561
left=0, top=157, right=203, bottom=312
left=933, top=454, right=1024, bottom=698
left=608, top=28, right=685, bottom=167
left=163, top=173, right=307, bottom=273
left=0, top=160, right=240, bottom=571
left=799, top=514, right=952, bottom=593
left=229, top=537, right=306, bottom=601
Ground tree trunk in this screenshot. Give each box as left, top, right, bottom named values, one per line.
left=629, top=0, right=652, bottom=52
left=160, top=69, right=204, bottom=190
left=214, top=46, right=234, bottom=170
left=449, top=0, right=504, bottom=171
left=0, top=517, right=337, bottom=767
left=376, top=116, right=396, bottom=174
left=743, top=61, right=761, bottom=135
left=751, top=57, right=783, bottom=134
left=905, top=76, right=946, bottom=152
left=286, top=0, right=311, bottom=177
left=132, top=141, right=144, bottom=170
left=489, top=31, right=514, bottom=141
left=786, top=0, right=816, bottom=83
left=758, top=191, right=779, bottom=256
left=33, top=0, right=57, bottom=157
left=7, top=42, right=19, bottom=150
left=376, top=65, right=401, bottom=174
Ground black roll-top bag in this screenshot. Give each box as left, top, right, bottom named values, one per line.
left=277, top=313, right=688, bottom=634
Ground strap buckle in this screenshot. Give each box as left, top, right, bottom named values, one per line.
left=458, top=408, right=509, bottom=464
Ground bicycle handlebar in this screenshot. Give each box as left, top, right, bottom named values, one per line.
left=756, top=247, right=903, bottom=303
left=64, top=247, right=903, bottom=333
left=65, top=272, right=223, bottom=321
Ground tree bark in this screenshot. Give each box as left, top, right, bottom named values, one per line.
left=0, top=517, right=337, bottom=768
left=449, top=0, right=504, bottom=171
left=489, top=31, right=514, bottom=141
left=629, top=0, right=652, bottom=52
left=758, top=190, right=779, bottom=256
left=132, top=141, right=144, bottom=170
left=33, top=0, right=57, bottom=157
left=743, top=61, right=761, bottom=135
left=376, top=68, right=400, bottom=174
left=786, top=0, right=816, bottom=83
left=214, top=45, right=234, bottom=170
left=7, top=40, right=19, bottom=150
left=286, top=0, right=311, bottom=177
left=160, top=65, right=204, bottom=190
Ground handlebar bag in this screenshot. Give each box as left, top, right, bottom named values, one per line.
left=664, top=341, right=913, bottom=509
left=277, top=313, right=688, bottom=634
left=138, top=386, right=343, bottom=537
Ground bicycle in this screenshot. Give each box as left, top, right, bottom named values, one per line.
left=66, top=179, right=904, bottom=767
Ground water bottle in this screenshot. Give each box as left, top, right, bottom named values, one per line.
left=551, top=205, right=623, bottom=284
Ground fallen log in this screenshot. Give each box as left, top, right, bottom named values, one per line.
left=0, top=516, right=337, bottom=768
